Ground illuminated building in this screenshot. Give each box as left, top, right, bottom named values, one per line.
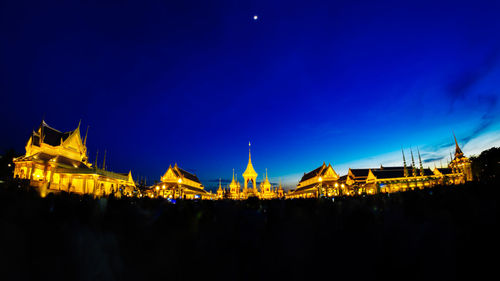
left=287, top=162, right=340, bottom=198
left=365, top=167, right=437, bottom=194
left=13, top=120, right=136, bottom=197
left=449, top=134, right=472, bottom=182
left=225, top=143, right=278, bottom=200
left=216, top=179, right=224, bottom=199
left=242, top=142, right=259, bottom=198
left=277, top=181, right=284, bottom=199
left=226, top=169, right=241, bottom=199
left=151, top=163, right=214, bottom=199
left=259, top=169, right=277, bottom=199
left=352, top=143, right=471, bottom=194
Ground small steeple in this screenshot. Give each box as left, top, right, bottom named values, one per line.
left=249, top=141, right=251, bottom=161
left=402, top=148, right=408, bottom=177
left=453, top=132, right=464, bottom=159
left=40, top=119, right=45, bottom=145
left=102, top=149, right=107, bottom=171
left=417, top=147, right=424, bottom=176
left=83, top=125, right=89, bottom=146
left=410, top=148, right=416, bottom=177
left=95, top=150, right=99, bottom=169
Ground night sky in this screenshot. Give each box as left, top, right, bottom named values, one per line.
left=1, top=0, right=499, bottom=190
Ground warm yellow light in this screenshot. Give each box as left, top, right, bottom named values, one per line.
left=334, top=183, right=338, bottom=188
left=341, top=184, right=345, bottom=188
left=318, top=177, right=323, bottom=182
left=162, top=185, right=165, bottom=189
left=178, top=178, right=182, bottom=183
left=156, top=186, right=160, bottom=191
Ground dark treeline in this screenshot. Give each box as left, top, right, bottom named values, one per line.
left=0, top=181, right=497, bottom=281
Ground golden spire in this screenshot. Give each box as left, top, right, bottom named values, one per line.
left=453, top=132, right=464, bottom=159
left=417, top=147, right=424, bottom=176
left=243, top=142, right=258, bottom=179
left=230, top=169, right=238, bottom=189
left=102, top=149, right=107, bottom=171
left=402, top=147, right=408, bottom=177
left=410, top=148, right=416, bottom=177
left=83, top=125, right=89, bottom=146
left=95, top=149, right=99, bottom=169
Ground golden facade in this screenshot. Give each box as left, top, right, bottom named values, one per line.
left=289, top=138, right=472, bottom=198
left=13, top=120, right=136, bottom=197
left=449, top=134, right=472, bottom=181
left=216, top=179, right=224, bottom=199
left=13, top=122, right=474, bottom=200
left=347, top=144, right=471, bottom=195
left=259, top=169, right=277, bottom=199
left=287, top=162, right=342, bottom=198
left=242, top=142, right=259, bottom=198
left=227, top=169, right=242, bottom=199
left=222, top=143, right=278, bottom=200
left=151, top=163, right=215, bottom=200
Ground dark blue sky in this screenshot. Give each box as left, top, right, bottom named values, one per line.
left=1, top=0, right=500, bottom=190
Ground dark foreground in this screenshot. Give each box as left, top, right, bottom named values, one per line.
left=0, top=182, right=496, bottom=281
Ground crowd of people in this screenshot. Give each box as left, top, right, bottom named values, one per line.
left=0, top=178, right=496, bottom=280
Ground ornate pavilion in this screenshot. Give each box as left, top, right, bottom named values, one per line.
left=13, top=120, right=136, bottom=197
left=290, top=138, right=473, bottom=198
left=221, top=143, right=279, bottom=199
left=287, top=162, right=342, bottom=198
left=150, top=163, right=215, bottom=199
left=12, top=122, right=474, bottom=200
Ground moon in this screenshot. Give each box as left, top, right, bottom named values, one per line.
left=253, top=15, right=258, bottom=20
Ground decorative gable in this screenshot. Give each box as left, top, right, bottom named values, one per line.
left=161, top=166, right=178, bottom=182
left=323, top=165, right=339, bottom=180
left=62, top=129, right=84, bottom=153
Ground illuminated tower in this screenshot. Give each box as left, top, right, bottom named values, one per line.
left=217, top=178, right=223, bottom=199
left=449, top=133, right=472, bottom=181
left=259, top=168, right=275, bottom=199
left=417, top=147, right=424, bottom=177
left=242, top=142, right=258, bottom=197
left=277, top=179, right=284, bottom=198
left=228, top=169, right=240, bottom=199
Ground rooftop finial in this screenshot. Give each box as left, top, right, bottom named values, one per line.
left=417, top=147, right=424, bottom=176
left=402, top=147, right=408, bottom=177
left=95, top=149, right=99, bottom=169
left=102, top=149, right=107, bottom=171
left=452, top=132, right=464, bottom=158
left=410, top=148, right=416, bottom=177
left=83, top=125, right=89, bottom=146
